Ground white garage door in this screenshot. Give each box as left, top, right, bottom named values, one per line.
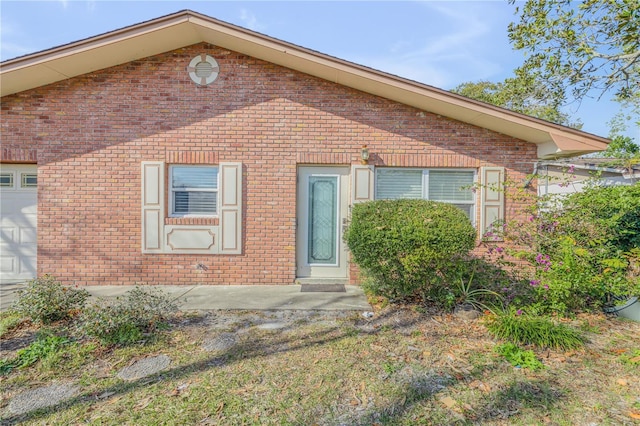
left=1, top=164, right=37, bottom=283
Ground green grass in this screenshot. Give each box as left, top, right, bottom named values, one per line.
left=0, top=311, right=24, bottom=338
left=1, top=310, right=639, bottom=425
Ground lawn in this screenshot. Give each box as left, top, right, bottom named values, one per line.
left=1, top=307, right=639, bottom=425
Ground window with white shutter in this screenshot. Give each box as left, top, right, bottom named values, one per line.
left=170, top=166, right=218, bottom=217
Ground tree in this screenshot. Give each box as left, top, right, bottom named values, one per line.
left=452, top=78, right=581, bottom=127
left=508, top=0, right=640, bottom=104
left=601, top=135, right=640, bottom=159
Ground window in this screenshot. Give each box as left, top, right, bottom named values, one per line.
left=170, top=166, right=218, bottom=216
left=0, top=173, right=13, bottom=188
left=21, top=173, right=37, bottom=188
left=376, top=168, right=476, bottom=223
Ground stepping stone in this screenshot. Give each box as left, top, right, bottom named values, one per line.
left=202, top=332, right=237, bottom=352
left=8, top=383, right=79, bottom=416
left=117, top=354, right=171, bottom=381
left=256, top=322, right=288, bottom=330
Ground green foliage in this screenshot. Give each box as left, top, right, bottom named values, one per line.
left=601, top=135, right=640, bottom=160
left=442, top=266, right=504, bottom=313
left=556, top=182, right=640, bottom=253
left=77, top=286, right=177, bottom=346
left=530, top=237, right=611, bottom=313
left=452, top=78, right=580, bottom=127
left=489, top=180, right=640, bottom=314
left=495, top=342, right=545, bottom=371
left=345, top=199, right=476, bottom=300
left=485, top=311, right=585, bottom=350
left=508, top=0, right=640, bottom=104
left=535, top=182, right=640, bottom=311
left=619, top=348, right=640, bottom=366
left=0, top=331, right=71, bottom=374
left=11, top=275, right=90, bottom=324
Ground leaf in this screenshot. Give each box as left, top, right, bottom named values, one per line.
left=439, top=396, right=457, bottom=409
left=135, top=396, right=153, bottom=409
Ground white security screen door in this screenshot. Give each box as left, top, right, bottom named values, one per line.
left=296, top=166, right=349, bottom=280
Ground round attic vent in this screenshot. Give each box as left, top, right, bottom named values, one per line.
left=188, top=55, right=220, bottom=86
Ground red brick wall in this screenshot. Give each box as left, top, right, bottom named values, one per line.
left=0, top=43, right=537, bottom=286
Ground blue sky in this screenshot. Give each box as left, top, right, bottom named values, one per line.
left=1, top=0, right=635, bottom=142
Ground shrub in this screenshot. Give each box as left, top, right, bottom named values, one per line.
left=531, top=183, right=640, bottom=313
left=345, top=199, right=476, bottom=300
left=487, top=180, right=640, bottom=314
left=11, top=275, right=90, bottom=324
left=78, top=286, right=177, bottom=346
left=484, top=310, right=585, bottom=350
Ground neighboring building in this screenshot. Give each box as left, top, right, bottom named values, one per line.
left=538, top=158, right=640, bottom=197
left=0, top=11, right=609, bottom=286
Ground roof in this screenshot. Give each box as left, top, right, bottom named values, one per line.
left=0, top=10, right=609, bottom=159
left=542, top=158, right=640, bottom=177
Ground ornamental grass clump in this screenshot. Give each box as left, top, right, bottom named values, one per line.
left=485, top=310, right=585, bottom=351
left=11, top=275, right=90, bottom=324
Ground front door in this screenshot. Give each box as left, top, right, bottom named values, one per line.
left=296, top=166, right=349, bottom=281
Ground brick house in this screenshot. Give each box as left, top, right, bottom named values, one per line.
left=0, top=10, right=609, bottom=286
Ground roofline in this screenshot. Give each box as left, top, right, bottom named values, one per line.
left=0, top=10, right=610, bottom=159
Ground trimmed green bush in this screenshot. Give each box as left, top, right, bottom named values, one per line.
left=345, top=199, right=476, bottom=300
left=11, top=275, right=90, bottom=324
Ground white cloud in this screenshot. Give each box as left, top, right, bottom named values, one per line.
left=0, top=20, right=32, bottom=60
left=347, top=2, right=516, bottom=88
left=239, top=9, right=265, bottom=32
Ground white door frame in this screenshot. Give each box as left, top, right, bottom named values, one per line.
left=296, top=166, right=349, bottom=281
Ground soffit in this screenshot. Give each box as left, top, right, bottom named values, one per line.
left=0, top=11, right=610, bottom=159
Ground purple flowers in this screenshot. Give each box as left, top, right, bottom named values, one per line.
left=535, top=253, right=552, bottom=271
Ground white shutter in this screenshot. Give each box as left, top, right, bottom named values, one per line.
left=141, top=162, right=165, bottom=253
left=219, top=162, right=242, bottom=254
left=480, top=167, right=505, bottom=236
left=351, top=165, right=374, bottom=203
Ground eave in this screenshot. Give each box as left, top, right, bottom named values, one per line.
left=0, top=10, right=610, bottom=159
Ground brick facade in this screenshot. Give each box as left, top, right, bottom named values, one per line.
left=0, top=43, right=538, bottom=286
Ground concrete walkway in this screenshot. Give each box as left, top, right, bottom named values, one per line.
left=1, top=284, right=371, bottom=312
